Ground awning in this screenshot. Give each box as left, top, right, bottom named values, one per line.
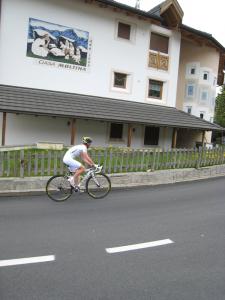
left=0, top=84, right=223, bottom=131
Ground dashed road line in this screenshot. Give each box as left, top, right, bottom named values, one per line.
left=106, top=239, right=174, bottom=254
left=0, top=255, right=55, bottom=267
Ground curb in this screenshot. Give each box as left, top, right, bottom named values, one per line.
left=0, top=165, right=225, bottom=196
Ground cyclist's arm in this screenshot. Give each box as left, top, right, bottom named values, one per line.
left=81, top=151, right=95, bottom=167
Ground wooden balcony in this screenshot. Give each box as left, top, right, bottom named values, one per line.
left=149, top=51, right=169, bottom=71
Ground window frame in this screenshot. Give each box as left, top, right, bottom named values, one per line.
left=150, top=32, right=169, bottom=55
left=203, top=71, right=209, bottom=81
left=185, top=63, right=199, bottom=78
left=186, top=83, right=195, bottom=97
left=144, top=126, right=160, bottom=146
left=148, top=79, right=163, bottom=100
left=111, top=70, right=132, bottom=94
left=113, top=72, right=127, bottom=89
left=109, top=123, right=124, bottom=141
left=115, top=19, right=136, bottom=43
left=117, top=22, right=131, bottom=40
left=200, top=89, right=209, bottom=102
left=200, top=112, right=205, bottom=119
left=148, top=31, right=170, bottom=71
left=190, top=67, right=196, bottom=75
left=187, top=106, right=192, bottom=114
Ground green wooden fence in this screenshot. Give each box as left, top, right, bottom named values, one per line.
left=0, top=147, right=225, bottom=178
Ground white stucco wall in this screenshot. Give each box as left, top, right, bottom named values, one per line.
left=1, top=114, right=70, bottom=145
left=0, top=112, right=173, bottom=149
left=0, top=0, right=181, bottom=107
left=77, top=121, right=173, bottom=149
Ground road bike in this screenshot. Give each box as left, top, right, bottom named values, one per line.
left=46, top=165, right=111, bottom=202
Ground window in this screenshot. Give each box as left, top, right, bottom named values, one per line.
left=110, top=123, right=123, bottom=140
left=201, top=90, right=208, bottom=101
left=150, top=33, right=169, bottom=54
left=144, top=126, right=159, bottom=145
left=190, top=67, right=195, bottom=75
left=148, top=80, right=163, bottom=99
left=200, top=113, right=204, bottom=119
left=111, top=71, right=132, bottom=93
left=149, top=33, right=169, bottom=70
left=187, top=107, right=192, bottom=114
left=186, top=84, right=195, bottom=97
left=203, top=71, right=209, bottom=80
left=117, top=22, right=131, bottom=40
left=113, top=72, right=127, bottom=89
left=186, top=64, right=198, bottom=77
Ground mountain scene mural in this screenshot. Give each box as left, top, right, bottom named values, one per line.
left=27, top=18, right=89, bottom=67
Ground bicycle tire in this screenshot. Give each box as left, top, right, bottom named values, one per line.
left=46, top=175, right=72, bottom=202
left=86, top=172, right=111, bottom=199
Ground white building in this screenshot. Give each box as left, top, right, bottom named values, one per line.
left=0, top=0, right=224, bottom=147
left=175, top=27, right=225, bottom=145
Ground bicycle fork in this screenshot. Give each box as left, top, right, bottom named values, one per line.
left=91, top=173, right=100, bottom=187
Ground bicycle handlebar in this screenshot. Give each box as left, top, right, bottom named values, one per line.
left=86, top=164, right=103, bottom=173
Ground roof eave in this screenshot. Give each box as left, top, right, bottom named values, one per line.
left=0, top=84, right=224, bottom=132
left=180, top=24, right=225, bottom=52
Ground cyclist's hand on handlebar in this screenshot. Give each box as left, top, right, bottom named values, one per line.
left=91, top=164, right=98, bottom=169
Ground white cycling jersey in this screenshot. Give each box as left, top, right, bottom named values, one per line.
left=64, top=144, right=87, bottom=159
left=63, top=144, right=87, bottom=172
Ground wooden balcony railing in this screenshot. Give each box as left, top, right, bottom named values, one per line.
left=149, top=51, right=169, bottom=71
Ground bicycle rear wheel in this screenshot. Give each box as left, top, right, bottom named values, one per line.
left=46, top=175, right=72, bottom=202
left=86, top=173, right=111, bottom=199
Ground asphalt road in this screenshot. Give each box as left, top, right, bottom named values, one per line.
left=0, top=177, right=225, bottom=300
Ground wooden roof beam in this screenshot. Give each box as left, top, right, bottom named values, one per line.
left=160, top=0, right=184, bottom=27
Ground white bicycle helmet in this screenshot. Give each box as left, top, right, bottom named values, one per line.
left=82, top=136, right=93, bottom=144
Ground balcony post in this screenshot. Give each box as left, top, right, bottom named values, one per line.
left=172, top=128, right=178, bottom=148
left=70, top=118, right=76, bottom=145
left=1, top=112, right=6, bottom=146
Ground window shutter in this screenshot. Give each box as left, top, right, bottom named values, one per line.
left=118, top=22, right=131, bottom=40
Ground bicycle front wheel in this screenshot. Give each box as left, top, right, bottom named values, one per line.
left=46, top=175, right=72, bottom=202
left=86, top=173, right=111, bottom=199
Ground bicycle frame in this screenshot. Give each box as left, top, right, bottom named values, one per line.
left=67, top=165, right=103, bottom=191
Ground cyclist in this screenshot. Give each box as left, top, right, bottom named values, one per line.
left=63, top=137, right=96, bottom=192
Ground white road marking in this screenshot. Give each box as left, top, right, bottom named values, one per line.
left=106, top=239, right=174, bottom=254
left=0, top=255, right=55, bottom=267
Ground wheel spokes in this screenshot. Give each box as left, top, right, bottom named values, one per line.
left=87, top=174, right=111, bottom=198
left=47, top=176, right=72, bottom=201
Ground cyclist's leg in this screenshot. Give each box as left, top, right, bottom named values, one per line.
left=74, top=165, right=85, bottom=187
left=63, top=157, right=82, bottom=187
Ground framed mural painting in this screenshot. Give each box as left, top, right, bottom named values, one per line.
left=27, top=18, right=91, bottom=71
